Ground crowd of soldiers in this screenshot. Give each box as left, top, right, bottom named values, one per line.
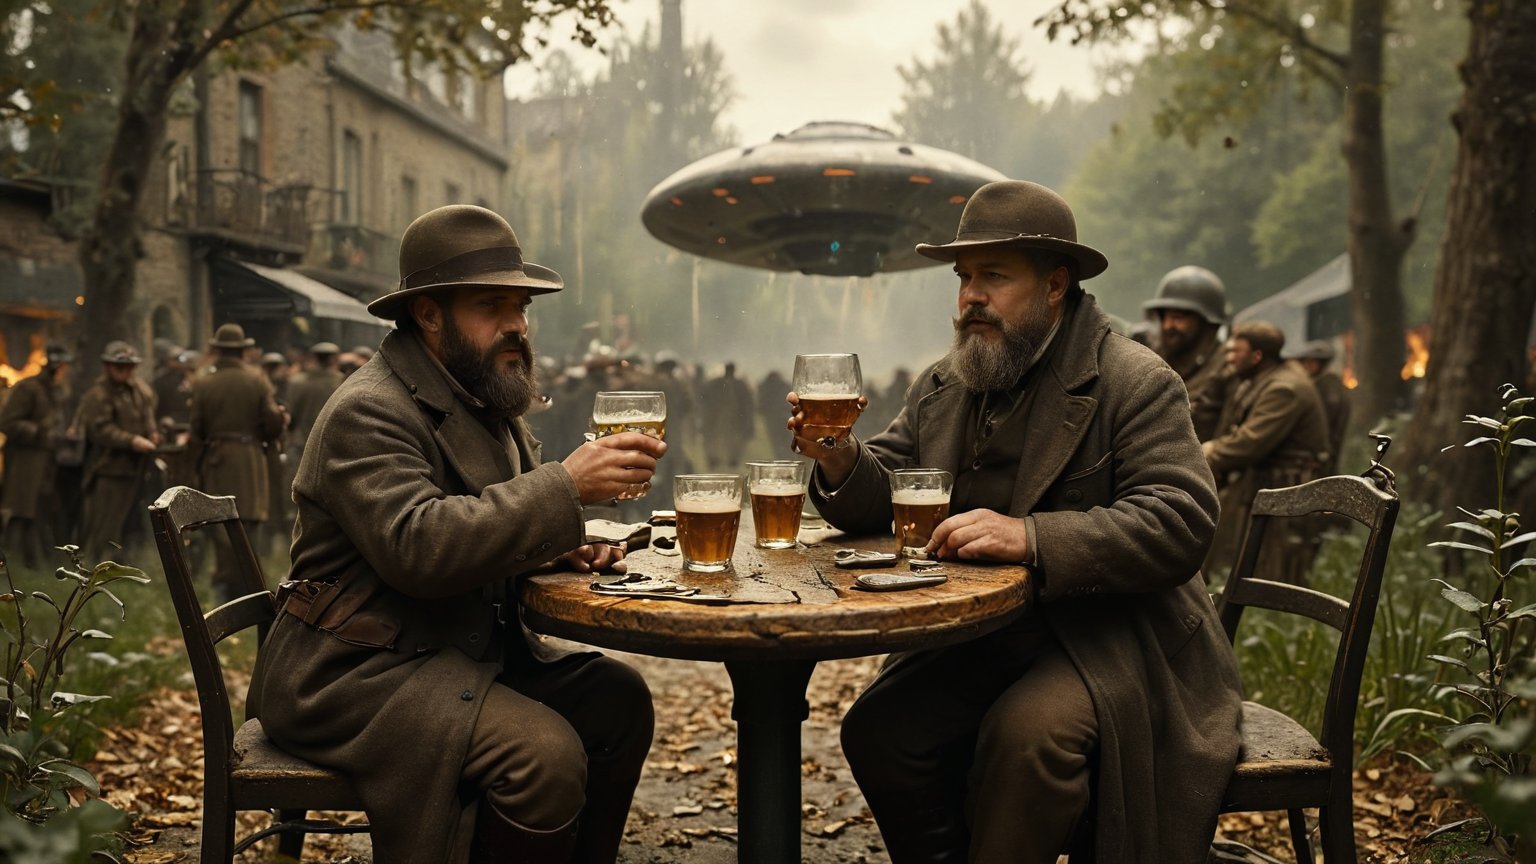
left=1142, top=264, right=1352, bottom=585
left=0, top=322, right=922, bottom=578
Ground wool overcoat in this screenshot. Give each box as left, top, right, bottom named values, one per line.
left=251, top=330, right=586, bottom=863
left=812, top=294, right=1244, bottom=863
left=0, top=371, right=67, bottom=521
left=78, top=373, right=157, bottom=489
left=188, top=358, right=286, bottom=522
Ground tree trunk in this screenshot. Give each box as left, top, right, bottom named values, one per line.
left=73, top=0, right=202, bottom=387
left=1341, top=0, right=1412, bottom=432
left=1399, top=0, right=1536, bottom=516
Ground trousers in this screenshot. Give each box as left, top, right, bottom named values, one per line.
left=842, top=618, right=1098, bottom=863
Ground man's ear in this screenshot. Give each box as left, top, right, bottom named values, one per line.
left=1046, top=266, right=1071, bottom=306
left=410, top=295, right=444, bottom=333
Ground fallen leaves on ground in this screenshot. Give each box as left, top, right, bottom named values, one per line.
left=84, top=650, right=1483, bottom=863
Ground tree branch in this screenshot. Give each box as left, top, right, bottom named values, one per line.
left=211, top=0, right=426, bottom=46
left=1200, top=0, right=1349, bottom=71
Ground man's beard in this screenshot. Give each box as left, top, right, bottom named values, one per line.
left=440, top=315, right=538, bottom=418
left=950, top=298, right=1054, bottom=393
left=1158, top=325, right=1199, bottom=363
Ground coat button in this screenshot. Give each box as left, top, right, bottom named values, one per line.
left=460, top=690, right=474, bottom=701
left=1065, top=489, right=1083, bottom=503
left=539, top=542, right=550, bottom=551
left=971, top=460, right=983, bottom=470
left=468, top=632, right=481, bottom=643
left=515, top=554, right=526, bottom=562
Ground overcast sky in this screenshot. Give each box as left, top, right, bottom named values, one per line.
left=505, top=0, right=1125, bottom=145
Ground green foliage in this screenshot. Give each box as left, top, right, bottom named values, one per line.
left=0, top=547, right=147, bottom=860
left=1422, top=385, right=1536, bottom=852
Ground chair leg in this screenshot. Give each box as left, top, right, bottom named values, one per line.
left=1318, top=788, right=1358, bottom=864
left=201, top=802, right=236, bottom=864
left=1285, top=808, right=1314, bottom=864
left=276, top=808, right=307, bottom=859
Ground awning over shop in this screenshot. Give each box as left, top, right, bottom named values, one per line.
left=212, top=258, right=380, bottom=325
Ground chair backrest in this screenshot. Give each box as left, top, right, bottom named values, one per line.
left=149, top=486, right=277, bottom=760
left=1216, top=467, right=1399, bottom=767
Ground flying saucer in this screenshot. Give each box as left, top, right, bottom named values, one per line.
left=640, top=121, right=1007, bottom=278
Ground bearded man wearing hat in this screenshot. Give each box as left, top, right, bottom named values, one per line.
left=187, top=323, right=288, bottom=597
left=76, top=340, right=159, bottom=560
left=0, top=342, right=75, bottom=569
left=789, top=180, right=1242, bottom=862
left=251, top=205, right=665, bottom=862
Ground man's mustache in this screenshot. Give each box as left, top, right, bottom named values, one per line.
left=488, top=334, right=533, bottom=367
left=954, top=306, right=1005, bottom=332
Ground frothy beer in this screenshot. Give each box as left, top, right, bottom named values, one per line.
left=892, top=488, right=950, bottom=556
left=799, top=394, right=861, bottom=444
left=676, top=496, right=741, bottom=571
left=750, top=481, right=805, bottom=549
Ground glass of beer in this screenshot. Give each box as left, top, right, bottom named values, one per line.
left=793, top=353, right=863, bottom=449
left=674, top=474, right=744, bottom=572
left=747, top=461, right=808, bottom=549
left=592, top=391, right=666, bottom=499
left=890, top=468, right=952, bottom=559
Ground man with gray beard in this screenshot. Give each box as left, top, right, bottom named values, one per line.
left=789, top=180, right=1242, bottom=863
left=252, top=205, right=665, bottom=863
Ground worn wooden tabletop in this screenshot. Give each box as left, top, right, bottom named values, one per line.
left=519, top=517, right=1033, bottom=662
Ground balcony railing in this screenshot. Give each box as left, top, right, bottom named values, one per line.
left=189, top=170, right=319, bottom=250
left=318, top=223, right=400, bottom=285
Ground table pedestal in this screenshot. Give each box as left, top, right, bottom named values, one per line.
left=726, top=659, right=818, bottom=864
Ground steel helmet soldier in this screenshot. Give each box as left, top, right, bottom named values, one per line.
left=76, top=340, right=159, bottom=560
left=1143, top=265, right=1232, bottom=441
left=1286, top=339, right=1351, bottom=474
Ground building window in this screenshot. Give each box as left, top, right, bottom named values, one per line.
left=341, top=130, right=363, bottom=224
left=445, top=182, right=461, bottom=205
left=401, top=175, right=418, bottom=225
left=238, top=81, right=263, bottom=176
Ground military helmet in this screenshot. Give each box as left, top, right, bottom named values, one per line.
left=1286, top=339, right=1336, bottom=362
left=1142, top=265, right=1230, bottom=325
left=101, top=340, right=143, bottom=365
left=260, top=352, right=288, bottom=366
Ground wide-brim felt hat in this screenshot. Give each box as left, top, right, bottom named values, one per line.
left=369, top=205, right=563, bottom=320
left=309, top=341, right=341, bottom=356
left=101, top=340, right=142, bottom=365
left=209, top=323, right=255, bottom=349
left=915, top=180, right=1108, bottom=280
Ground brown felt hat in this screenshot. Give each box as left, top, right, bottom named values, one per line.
left=369, top=205, right=563, bottom=320
left=209, top=323, right=255, bottom=349
left=101, top=340, right=143, bottom=365
left=915, top=180, right=1108, bottom=279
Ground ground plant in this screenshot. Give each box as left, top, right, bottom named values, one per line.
left=0, top=545, right=151, bottom=862
left=1418, top=385, right=1536, bottom=857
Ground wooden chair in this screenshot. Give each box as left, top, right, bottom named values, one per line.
left=149, top=486, right=369, bottom=863
left=1216, top=439, right=1400, bottom=864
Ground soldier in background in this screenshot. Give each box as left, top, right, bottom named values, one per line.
left=188, top=323, right=287, bottom=597
left=1143, top=266, right=1232, bottom=441
left=285, top=342, right=344, bottom=473
left=1203, top=321, right=1330, bottom=584
left=1288, top=339, right=1351, bottom=474
left=78, top=341, right=159, bottom=561
left=260, top=351, right=294, bottom=555
left=701, top=362, right=755, bottom=471
left=151, top=345, right=193, bottom=429
left=0, top=343, right=74, bottom=570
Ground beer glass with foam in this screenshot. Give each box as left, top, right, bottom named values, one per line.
left=792, top=353, right=862, bottom=449
left=747, top=460, right=808, bottom=549
left=674, top=473, right=743, bottom=572
left=591, top=391, right=666, bottom=499
left=890, top=468, right=952, bottom=559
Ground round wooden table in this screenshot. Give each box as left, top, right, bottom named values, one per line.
left=519, top=519, right=1032, bottom=864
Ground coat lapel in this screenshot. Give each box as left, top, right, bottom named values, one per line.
left=1007, top=295, right=1109, bottom=517
left=915, top=370, right=971, bottom=478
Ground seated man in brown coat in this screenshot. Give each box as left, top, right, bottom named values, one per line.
left=790, top=180, right=1243, bottom=863
left=252, top=205, right=667, bottom=862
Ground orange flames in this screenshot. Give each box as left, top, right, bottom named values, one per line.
left=1401, top=326, right=1430, bottom=381
left=0, top=342, right=46, bottom=387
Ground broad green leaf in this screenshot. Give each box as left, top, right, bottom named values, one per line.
left=1511, top=438, right=1536, bottom=447
left=1438, top=628, right=1488, bottom=649
left=1499, top=531, right=1536, bottom=548
left=92, top=562, right=149, bottom=584
left=37, top=758, right=101, bottom=795
left=1438, top=587, right=1487, bottom=613
left=77, top=630, right=113, bottom=640
left=1462, top=437, right=1498, bottom=448
left=1506, top=603, right=1536, bottom=621
left=50, top=692, right=110, bottom=708
left=0, top=742, right=28, bottom=775
left=1464, top=416, right=1503, bottom=430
